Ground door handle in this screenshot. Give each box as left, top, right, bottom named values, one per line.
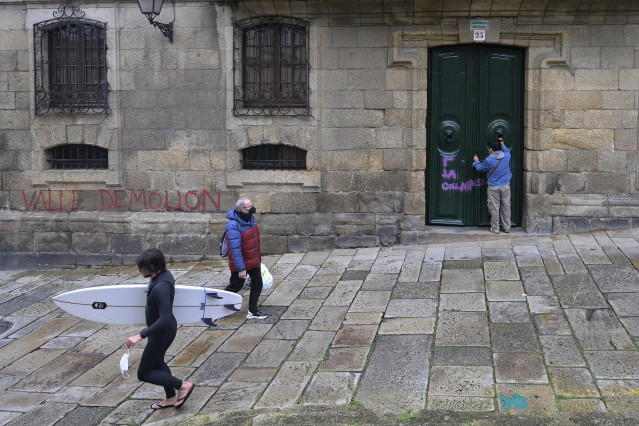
left=495, top=127, right=504, bottom=139
left=461, top=160, right=466, bottom=166
left=444, top=129, right=454, bottom=144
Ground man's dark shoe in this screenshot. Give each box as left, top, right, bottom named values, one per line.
left=247, top=310, right=267, bottom=319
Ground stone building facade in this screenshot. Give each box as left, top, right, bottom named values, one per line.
left=0, top=0, right=638, bottom=268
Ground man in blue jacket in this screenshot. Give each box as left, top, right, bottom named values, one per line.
left=224, top=197, right=267, bottom=319
left=473, top=137, right=512, bottom=234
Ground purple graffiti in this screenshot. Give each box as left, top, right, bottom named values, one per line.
left=442, top=179, right=485, bottom=192
left=442, top=157, right=457, bottom=180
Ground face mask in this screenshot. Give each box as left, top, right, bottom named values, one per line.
left=248, top=206, right=256, bottom=215
left=120, top=349, right=130, bottom=378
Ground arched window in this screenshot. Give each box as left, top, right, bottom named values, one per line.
left=46, top=144, right=108, bottom=170
left=34, top=1, right=109, bottom=115
left=241, top=145, right=306, bottom=170
left=233, top=16, right=309, bottom=116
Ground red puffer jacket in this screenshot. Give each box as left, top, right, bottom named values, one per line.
left=225, top=209, right=261, bottom=272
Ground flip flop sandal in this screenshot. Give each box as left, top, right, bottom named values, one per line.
left=151, top=401, right=172, bottom=410
left=174, top=384, right=195, bottom=409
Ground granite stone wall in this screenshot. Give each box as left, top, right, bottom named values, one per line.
left=0, top=0, right=638, bottom=267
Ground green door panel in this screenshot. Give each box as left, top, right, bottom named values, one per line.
left=427, top=47, right=472, bottom=225
left=427, top=44, right=524, bottom=227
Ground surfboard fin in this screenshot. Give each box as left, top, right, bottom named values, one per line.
left=224, top=304, right=240, bottom=312
left=207, top=292, right=223, bottom=300
left=202, top=318, right=217, bottom=327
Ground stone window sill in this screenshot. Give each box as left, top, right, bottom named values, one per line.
left=226, top=170, right=320, bottom=190
left=31, top=170, right=121, bottom=187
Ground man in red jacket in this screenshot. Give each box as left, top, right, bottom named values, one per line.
left=224, top=197, right=267, bottom=319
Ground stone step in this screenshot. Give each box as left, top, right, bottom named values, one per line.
left=401, top=226, right=539, bottom=245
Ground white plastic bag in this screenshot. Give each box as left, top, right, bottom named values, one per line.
left=260, top=263, right=273, bottom=290
left=120, top=349, right=130, bottom=378
left=244, top=263, right=273, bottom=290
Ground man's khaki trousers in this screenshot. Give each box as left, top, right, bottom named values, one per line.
left=487, top=183, right=511, bottom=233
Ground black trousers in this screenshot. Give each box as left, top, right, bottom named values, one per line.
left=137, top=326, right=182, bottom=398
left=226, top=267, right=263, bottom=313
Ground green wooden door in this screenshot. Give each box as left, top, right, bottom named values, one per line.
left=427, top=45, right=524, bottom=227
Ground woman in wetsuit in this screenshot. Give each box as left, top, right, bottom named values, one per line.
left=126, top=248, right=194, bottom=410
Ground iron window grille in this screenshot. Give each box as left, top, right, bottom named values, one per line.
left=241, top=145, right=307, bottom=171
left=34, top=0, right=109, bottom=115
left=233, top=16, right=310, bottom=116
left=46, top=144, right=108, bottom=170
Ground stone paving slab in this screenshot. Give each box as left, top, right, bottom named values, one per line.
left=384, top=298, right=437, bottom=317
left=52, top=406, right=112, bottom=426
left=355, top=335, right=432, bottom=411
left=392, top=281, right=439, bottom=298
left=439, top=293, right=485, bottom=312
left=361, top=273, right=397, bottom=291
left=1, top=348, right=65, bottom=376
left=0, top=317, right=80, bottom=366
left=519, top=266, right=555, bottom=295
left=552, top=273, right=608, bottom=308
left=496, top=383, right=558, bottom=416
left=608, top=292, right=639, bottom=317
left=378, top=317, right=434, bottom=334
left=254, top=361, right=317, bottom=409
left=288, top=330, right=335, bottom=362
left=484, top=262, right=520, bottom=281
left=565, top=308, right=635, bottom=350
left=548, top=367, right=599, bottom=397
left=494, top=353, right=549, bottom=384
left=534, top=313, right=573, bottom=335
left=488, top=301, right=530, bottom=323
left=491, top=323, right=540, bottom=352
left=440, top=269, right=484, bottom=293
left=427, top=395, right=495, bottom=411
left=12, top=352, right=105, bottom=392
left=559, top=398, right=607, bottom=413
left=349, top=291, right=391, bottom=313
left=597, top=379, right=639, bottom=414
left=201, top=381, right=265, bottom=414
left=319, top=347, right=369, bottom=371
left=539, top=335, right=586, bottom=367
left=432, top=346, right=493, bottom=366
left=585, top=351, right=639, bottom=379
left=587, top=264, right=639, bottom=292
left=301, top=372, right=360, bottom=406
left=2, top=228, right=639, bottom=423
left=527, top=296, right=561, bottom=314
left=428, top=366, right=494, bottom=397
left=333, top=325, right=377, bottom=347
left=309, top=305, right=348, bottom=331
left=0, top=390, right=49, bottom=412
left=7, top=402, right=75, bottom=426
left=243, top=339, right=296, bottom=368
left=436, top=312, right=490, bottom=346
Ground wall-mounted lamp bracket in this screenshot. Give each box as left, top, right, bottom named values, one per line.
left=145, top=15, right=173, bottom=42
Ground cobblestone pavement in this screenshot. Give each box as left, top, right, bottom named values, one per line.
left=2, top=229, right=639, bottom=425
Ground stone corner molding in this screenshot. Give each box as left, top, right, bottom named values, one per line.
left=388, top=30, right=430, bottom=69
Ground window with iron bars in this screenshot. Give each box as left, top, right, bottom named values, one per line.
left=241, top=145, right=307, bottom=171
left=34, top=1, right=109, bottom=115
left=46, top=144, right=108, bottom=170
left=233, top=16, right=309, bottom=116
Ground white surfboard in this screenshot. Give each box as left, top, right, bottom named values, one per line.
left=52, top=285, right=243, bottom=326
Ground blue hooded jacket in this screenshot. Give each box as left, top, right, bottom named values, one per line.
left=225, top=208, right=261, bottom=272
left=473, top=145, right=512, bottom=187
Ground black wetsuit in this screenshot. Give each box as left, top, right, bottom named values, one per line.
left=138, top=270, right=182, bottom=398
